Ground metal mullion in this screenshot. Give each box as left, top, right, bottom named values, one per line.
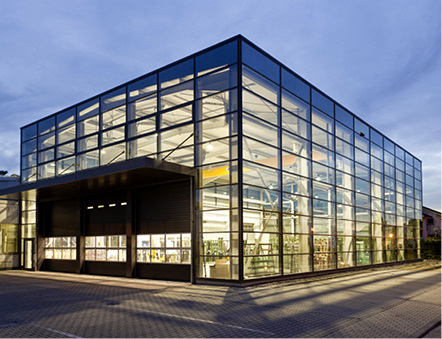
left=237, top=36, right=244, bottom=284
left=309, top=85, right=315, bottom=273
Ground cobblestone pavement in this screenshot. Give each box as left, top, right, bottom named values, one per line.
left=0, top=261, right=440, bottom=338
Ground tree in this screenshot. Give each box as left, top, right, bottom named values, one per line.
left=0, top=170, right=8, bottom=176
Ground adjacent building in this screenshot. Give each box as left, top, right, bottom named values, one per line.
left=0, top=35, right=423, bottom=284
left=423, top=207, right=441, bottom=239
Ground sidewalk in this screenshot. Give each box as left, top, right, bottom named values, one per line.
left=0, top=260, right=440, bottom=338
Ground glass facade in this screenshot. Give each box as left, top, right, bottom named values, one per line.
left=18, top=35, right=422, bottom=283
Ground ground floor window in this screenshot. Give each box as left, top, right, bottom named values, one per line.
left=85, top=235, right=126, bottom=261
left=45, top=236, right=76, bottom=260
left=137, top=233, right=191, bottom=264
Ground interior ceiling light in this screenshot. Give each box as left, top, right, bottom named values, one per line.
left=205, top=143, right=214, bottom=151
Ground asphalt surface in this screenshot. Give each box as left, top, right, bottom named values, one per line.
left=0, top=261, right=440, bottom=338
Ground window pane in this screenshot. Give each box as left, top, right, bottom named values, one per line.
left=57, top=108, right=76, bottom=128
left=312, top=109, right=334, bottom=133
left=38, top=116, right=55, bottom=135
left=281, top=90, right=310, bottom=121
left=78, top=115, right=99, bottom=137
left=57, top=156, right=77, bottom=176
left=77, top=135, right=98, bottom=152
left=196, top=89, right=237, bottom=120
left=281, top=109, right=310, bottom=139
left=196, top=40, right=237, bottom=76
left=199, top=113, right=237, bottom=142
left=22, top=124, right=37, bottom=141
left=101, top=87, right=126, bottom=112
left=312, top=90, right=333, bottom=117
left=128, top=134, right=157, bottom=159
left=242, top=41, right=279, bottom=83
left=128, top=116, right=155, bottom=138
left=160, top=104, right=192, bottom=128
left=100, top=142, right=126, bottom=165
left=78, top=98, right=99, bottom=121
left=128, top=94, right=157, bottom=121
left=312, top=127, right=333, bottom=150
left=102, top=105, right=126, bottom=130
left=58, top=125, right=76, bottom=144
left=101, top=126, right=125, bottom=146
left=160, top=59, right=193, bottom=89
left=38, top=132, right=55, bottom=150
left=243, top=137, right=279, bottom=168
left=128, top=74, right=157, bottom=102
left=336, top=122, right=353, bottom=144
left=242, top=66, right=278, bottom=104
left=243, top=113, right=278, bottom=146
left=197, top=65, right=237, bottom=98
left=335, top=106, right=353, bottom=128
left=160, top=81, right=194, bottom=110
left=281, top=131, right=310, bottom=158
left=22, top=139, right=37, bottom=155
left=281, top=68, right=310, bottom=102
left=242, top=89, right=278, bottom=125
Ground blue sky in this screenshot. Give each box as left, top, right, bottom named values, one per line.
left=0, top=0, right=440, bottom=210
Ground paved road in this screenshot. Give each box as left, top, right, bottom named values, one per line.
left=0, top=261, right=440, bottom=338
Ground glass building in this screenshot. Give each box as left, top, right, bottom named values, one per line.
left=0, top=35, right=423, bottom=284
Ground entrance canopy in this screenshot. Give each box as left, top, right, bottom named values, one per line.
left=0, top=157, right=197, bottom=202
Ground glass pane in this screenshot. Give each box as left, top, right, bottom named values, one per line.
left=281, top=90, right=310, bottom=121
left=196, top=40, right=237, bottom=76
left=160, top=104, right=192, bottom=128
left=166, top=234, right=180, bottom=248
left=336, top=122, right=353, bottom=143
left=160, top=80, right=194, bottom=110
left=242, top=89, right=278, bottom=125
left=242, top=41, right=279, bottom=83
left=160, top=59, right=193, bottom=89
left=355, top=119, right=369, bottom=138
left=102, top=106, right=126, bottom=130
left=101, top=126, right=125, bottom=146
left=78, top=150, right=99, bottom=170
left=196, top=89, right=237, bottom=120
left=57, top=156, right=77, bottom=176
left=197, top=65, right=237, bottom=98
left=312, top=127, right=333, bottom=150
left=243, top=113, right=278, bottom=146
left=281, top=131, right=310, bottom=158
left=101, top=87, right=126, bottom=112
left=38, top=148, right=55, bottom=163
left=78, top=115, right=99, bottom=137
left=242, top=66, right=278, bottom=103
left=199, top=113, right=237, bottom=142
left=57, top=108, right=76, bottom=128
left=58, top=125, right=76, bottom=144
left=335, top=106, right=353, bottom=128
left=57, top=142, right=75, bottom=159
left=22, top=124, right=37, bottom=141
left=160, top=124, right=193, bottom=152
left=137, top=249, right=151, bottom=262
left=78, top=98, right=99, bottom=121
left=128, top=116, right=155, bottom=138
left=243, top=160, right=280, bottom=188
left=128, top=134, right=157, bottom=159
left=282, top=172, right=311, bottom=196
left=38, top=116, right=56, bottom=135
left=128, top=74, right=157, bottom=102
left=281, top=109, right=310, bottom=139
left=100, top=143, right=126, bottom=165
left=281, top=69, right=310, bottom=103
left=77, top=135, right=98, bottom=152
left=38, top=132, right=55, bottom=150
left=312, top=90, right=333, bottom=117
left=151, top=234, right=165, bottom=248
left=243, top=137, right=279, bottom=168
left=128, top=94, right=157, bottom=121
left=37, top=162, right=55, bottom=179
left=312, top=109, right=334, bottom=133
left=137, top=235, right=151, bottom=248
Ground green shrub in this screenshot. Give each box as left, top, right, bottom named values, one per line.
left=422, top=237, right=441, bottom=260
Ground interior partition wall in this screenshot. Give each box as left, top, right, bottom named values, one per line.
left=17, top=35, right=423, bottom=284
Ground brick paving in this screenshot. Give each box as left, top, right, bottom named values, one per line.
left=0, top=261, right=440, bottom=338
